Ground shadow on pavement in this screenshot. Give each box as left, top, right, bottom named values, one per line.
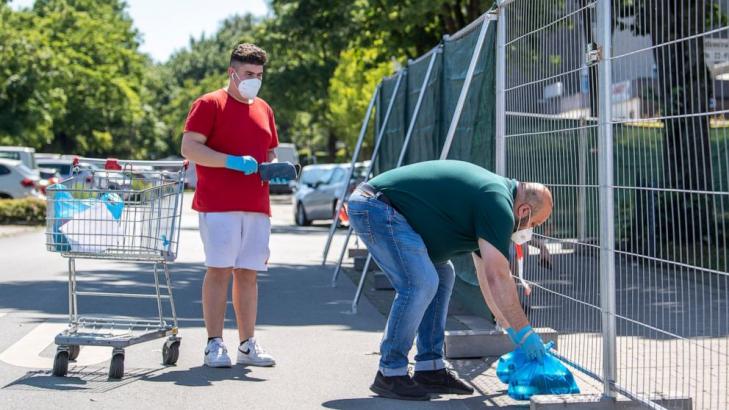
left=0, top=261, right=384, bottom=333
left=321, top=396, right=527, bottom=409
left=141, top=365, right=265, bottom=386
left=3, top=366, right=158, bottom=393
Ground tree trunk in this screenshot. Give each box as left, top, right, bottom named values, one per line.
left=649, top=1, right=714, bottom=244
left=327, top=128, right=337, bottom=162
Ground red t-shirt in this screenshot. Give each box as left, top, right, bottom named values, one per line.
left=184, top=89, right=279, bottom=215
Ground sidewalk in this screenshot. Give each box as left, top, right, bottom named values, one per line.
left=0, top=225, right=42, bottom=238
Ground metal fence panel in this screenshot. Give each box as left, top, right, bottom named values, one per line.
left=609, top=1, right=729, bottom=408
left=501, top=0, right=729, bottom=408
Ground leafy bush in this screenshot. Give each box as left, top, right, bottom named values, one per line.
left=0, top=198, right=46, bottom=225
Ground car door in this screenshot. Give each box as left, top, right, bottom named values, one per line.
left=315, top=167, right=346, bottom=219
left=301, top=168, right=334, bottom=219
left=0, top=164, right=17, bottom=198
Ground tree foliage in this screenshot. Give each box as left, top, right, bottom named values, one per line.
left=1, top=0, right=496, bottom=160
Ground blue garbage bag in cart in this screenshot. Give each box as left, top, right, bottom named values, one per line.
left=49, top=185, right=124, bottom=251
left=507, top=349, right=580, bottom=401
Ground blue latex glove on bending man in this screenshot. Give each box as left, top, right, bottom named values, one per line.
left=507, top=325, right=547, bottom=363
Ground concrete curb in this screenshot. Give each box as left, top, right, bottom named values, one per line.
left=0, top=225, right=42, bottom=238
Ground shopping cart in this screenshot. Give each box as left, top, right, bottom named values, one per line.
left=44, top=157, right=187, bottom=379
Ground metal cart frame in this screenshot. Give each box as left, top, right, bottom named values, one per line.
left=45, top=157, right=187, bottom=379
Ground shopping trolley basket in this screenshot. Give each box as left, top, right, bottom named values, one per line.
left=44, top=157, right=187, bottom=379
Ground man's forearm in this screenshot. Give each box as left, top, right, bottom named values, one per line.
left=473, top=253, right=510, bottom=328
left=181, top=139, right=227, bottom=168
left=486, top=271, right=529, bottom=331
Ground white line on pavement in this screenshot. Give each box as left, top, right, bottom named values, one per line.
left=0, top=322, right=108, bottom=368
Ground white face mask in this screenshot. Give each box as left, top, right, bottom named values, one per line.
left=511, top=209, right=533, bottom=245
left=232, top=72, right=262, bottom=100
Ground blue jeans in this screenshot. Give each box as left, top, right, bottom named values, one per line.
left=347, top=190, right=455, bottom=376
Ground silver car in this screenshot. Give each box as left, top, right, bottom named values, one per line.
left=0, top=159, right=42, bottom=199
left=292, top=162, right=368, bottom=226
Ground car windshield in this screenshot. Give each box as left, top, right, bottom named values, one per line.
left=39, top=163, right=72, bottom=175
left=0, top=152, right=20, bottom=161
left=301, top=168, right=333, bottom=185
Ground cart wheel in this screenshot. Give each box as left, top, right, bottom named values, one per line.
left=162, top=340, right=180, bottom=365
left=68, top=345, right=80, bottom=361
left=109, top=352, right=124, bottom=379
left=52, top=349, right=69, bottom=377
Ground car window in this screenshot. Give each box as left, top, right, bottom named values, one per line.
left=40, top=163, right=72, bottom=175
left=301, top=168, right=332, bottom=185
left=0, top=165, right=9, bottom=175
left=330, top=168, right=346, bottom=183
left=0, top=152, right=20, bottom=161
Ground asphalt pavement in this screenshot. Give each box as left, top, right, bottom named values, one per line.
left=0, top=193, right=527, bottom=409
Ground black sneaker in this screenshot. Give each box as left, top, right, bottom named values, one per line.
left=413, top=368, right=474, bottom=395
left=370, top=371, right=430, bottom=401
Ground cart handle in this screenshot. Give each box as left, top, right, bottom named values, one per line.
left=73, top=157, right=189, bottom=170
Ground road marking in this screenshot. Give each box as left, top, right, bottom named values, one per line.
left=0, top=322, right=108, bottom=368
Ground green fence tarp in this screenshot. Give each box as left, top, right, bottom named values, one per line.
left=372, top=19, right=497, bottom=287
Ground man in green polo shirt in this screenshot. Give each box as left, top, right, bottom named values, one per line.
left=347, top=160, right=553, bottom=401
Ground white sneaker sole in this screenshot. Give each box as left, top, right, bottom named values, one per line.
left=204, top=357, right=232, bottom=368
left=237, top=355, right=275, bottom=367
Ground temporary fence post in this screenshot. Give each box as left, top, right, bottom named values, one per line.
left=439, top=16, right=492, bottom=159
left=321, top=85, right=380, bottom=265
left=495, top=3, right=507, bottom=175
left=596, top=0, right=617, bottom=400
left=328, top=71, right=405, bottom=285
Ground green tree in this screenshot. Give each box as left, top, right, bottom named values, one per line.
left=0, top=4, right=65, bottom=147
left=327, top=44, right=392, bottom=157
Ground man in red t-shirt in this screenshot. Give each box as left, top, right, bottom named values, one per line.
left=181, top=43, right=278, bottom=368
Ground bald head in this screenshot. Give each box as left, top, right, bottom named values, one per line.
left=514, top=182, right=553, bottom=228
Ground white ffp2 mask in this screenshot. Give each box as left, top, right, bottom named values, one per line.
left=232, top=72, right=262, bottom=100
left=511, top=209, right=533, bottom=245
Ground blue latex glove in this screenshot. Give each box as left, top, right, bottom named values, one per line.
left=512, top=325, right=546, bottom=363
left=269, top=177, right=288, bottom=184
left=225, top=155, right=257, bottom=175
left=506, top=327, right=517, bottom=341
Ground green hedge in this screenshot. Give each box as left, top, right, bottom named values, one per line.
left=0, top=198, right=46, bottom=225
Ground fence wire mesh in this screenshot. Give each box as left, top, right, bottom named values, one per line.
left=502, top=0, right=729, bottom=408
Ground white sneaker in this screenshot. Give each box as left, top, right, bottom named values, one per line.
left=237, top=337, right=275, bottom=367
left=204, top=338, right=232, bottom=368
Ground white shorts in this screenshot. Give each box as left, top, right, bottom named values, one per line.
left=198, top=212, right=271, bottom=271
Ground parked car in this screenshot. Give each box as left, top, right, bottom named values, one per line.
left=36, top=158, right=96, bottom=187
left=270, top=143, right=299, bottom=194
left=0, top=146, right=38, bottom=176
left=0, top=159, right=42, bottom=199
left=292, top=162, right=368, bottom=226
left=37, top=167, right=60, bottom=195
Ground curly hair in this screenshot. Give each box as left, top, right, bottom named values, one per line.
left=230, top=43, right=268, bottom=66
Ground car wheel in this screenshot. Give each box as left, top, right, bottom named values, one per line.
left=296, top=203, right=311, bottom=226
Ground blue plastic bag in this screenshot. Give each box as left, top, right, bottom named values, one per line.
left=507, top=350, right=580, bottom=400
left=497, top=341, right=555, bottom=385
left=496, top=347, right=527, bottom=384
left=49, top=185, right=124, bottom=252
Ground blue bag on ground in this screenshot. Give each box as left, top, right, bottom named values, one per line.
left=497, top=341, right=555, bottom=385
left=496, top=346, right=527, bottom=384
left=507, top=350, right=580, bottom=400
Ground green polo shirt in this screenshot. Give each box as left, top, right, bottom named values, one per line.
left=369, top=160, right=517, bottom=262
